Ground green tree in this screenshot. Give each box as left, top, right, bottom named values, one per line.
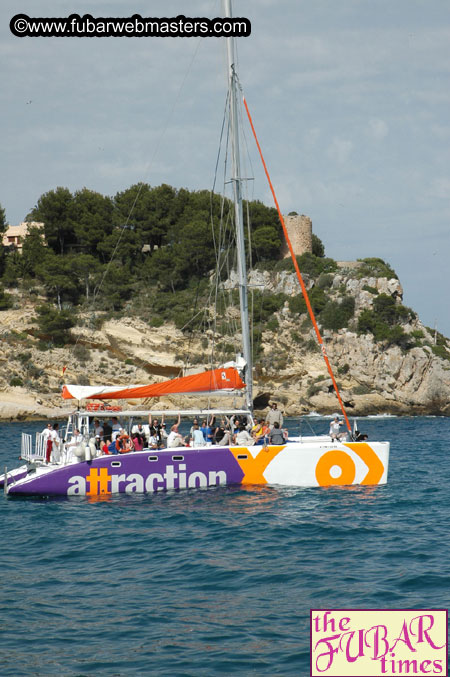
left=35, top=250, right=80, bottom=308
left=114, top=183, right=179, bottom=254
left=27, top=187, right=76, bottom=255
left=72, top=188, right=114, bottom=259
left=147, top=190, right=219, bottom=291
left=312, top=234, right=325, bottom=257
left=94, top=264, right=134, bottom=311
left=96, top=227, right=139, bottom=268
left=245, top=200, right=281, bottom=262
left=0, top=203, right=8, bottom=277
left=2, top=251, right=25, bottom=286
left=0, top=202, right=7, bottom=234
left=68, top=253, right=103, bottom=301
left=21, top=226, right=48, bottom=278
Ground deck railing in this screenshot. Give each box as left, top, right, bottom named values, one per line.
left=34, top=432, right=47, bottom=461
left=20, top=432, right=47, bottom=462
left=21, top=433, right=33, bottom=461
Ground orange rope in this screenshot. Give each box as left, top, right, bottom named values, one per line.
left=243, top=96, right=352, bottom=434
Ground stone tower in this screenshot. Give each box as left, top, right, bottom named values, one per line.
left=281, top=214, right=312, bottom=258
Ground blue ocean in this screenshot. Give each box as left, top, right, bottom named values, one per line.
left=0, top=416, right=449, bottom=676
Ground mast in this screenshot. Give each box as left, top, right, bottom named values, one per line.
left=223, top=0, right=253, bottom=412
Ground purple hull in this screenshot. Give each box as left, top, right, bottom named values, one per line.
left=0, top=466, right=29, bottom=489
left=7, top=447, right=246, bottom=496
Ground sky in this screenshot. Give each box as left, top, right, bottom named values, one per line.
left=1, top=0, right=449, bottom=336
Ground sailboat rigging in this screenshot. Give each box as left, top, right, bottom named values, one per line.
left=225, top=0, right=253, bottom=412
left=1, top=0, right=389, bottom=497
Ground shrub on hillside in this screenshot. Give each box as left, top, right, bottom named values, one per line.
left=356, top=258, right=398, bottom=279
left=288, top=287, right=328, bottom=317
left=36, top=304, right=75, bottom=346
left=320, top=296, right=355, bottom=331
left=317, top=273, right=334, bottom=289
left=357, top=299, right=413, bottom=348
left=274, top=252, right=337, bottom=278
left=0, top=286, right=13, bottom=310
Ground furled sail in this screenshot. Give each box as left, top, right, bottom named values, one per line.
left=62, top=367, right=246, bottom=401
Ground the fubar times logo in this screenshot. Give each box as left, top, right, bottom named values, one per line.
left=310, top=609, right=447, bottom=676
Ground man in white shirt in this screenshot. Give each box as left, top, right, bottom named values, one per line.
left=65, top=428, right=83, bottom=462
left=167, top=424, right=184, bottom=448
left=329, top=416, right=345, bottom=441
left=147, top=433, right=159, bottom=450
left=265, top=402, right=283, bottom=429
left=111, top=417, right=121, bottom=435
left=50, top=423, right=62, bottom=463
left=42, top=423, right=53, bottom=463
left=93, top=419, right=104, bottom=439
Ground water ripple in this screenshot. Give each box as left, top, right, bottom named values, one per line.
left=0, top=417, right=449, bottom=675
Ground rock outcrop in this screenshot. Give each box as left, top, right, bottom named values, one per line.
left=0, top=267, right=449, bottom=420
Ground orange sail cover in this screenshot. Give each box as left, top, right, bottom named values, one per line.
left=62, top=367, right=246, bottom=401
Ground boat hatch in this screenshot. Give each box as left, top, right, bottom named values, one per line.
left=237, top=454, right=248, bottom=460
left=172, top=456, right=184, bottom=462
left=148, top=456, right=158, bottom=462
left=111, top=461, right=121, bottom=467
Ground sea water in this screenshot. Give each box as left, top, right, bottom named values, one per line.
left=0, top=416, right=449, bottom=676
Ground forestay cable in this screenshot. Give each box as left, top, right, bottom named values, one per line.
left=243, top=95, right=352, bottom=435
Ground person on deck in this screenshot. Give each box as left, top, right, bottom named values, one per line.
left=147, top=432, right=159, bottom=450
left=149, top=413, right=170, bottom=447
left=103, top=420, right=112, bottom=442
left=234, top=424, right=255, bottom=446
left=269, top=422, right=285, bottom=445
left=204, top=416, right=215, bottom=445
left=266, top=402, right=283, bottom=430
left=214, top=418, right=228, bottom=444
left=50, top=423, right=62, bottom=463
left=191, top=423, right=206, bottom=447
left=93, top=419, right=104, bottom=441
left=115, top=429, right=134, bottom=454
left=131, top=422, right=147, bottom=445
left=42, top=423, right=53, bottom=463
left=329, top=416, right=345, bottom=441
left=253, top=419, right=270, bottom=443
left=199, top=419, right=208, bottom=442
left=167, top=424, right=185, bottom=448
left=159, top=423, right=168, bottom=447
left=189, top=418, right=200, bottom=438
left=132, top=432, right=144, bottom=451
left=111, top=417, right=121, bottom=440
left=65, top=428, right=83, bottom=462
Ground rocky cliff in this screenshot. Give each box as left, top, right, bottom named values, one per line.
left=0, top=265, right=449, bottom=420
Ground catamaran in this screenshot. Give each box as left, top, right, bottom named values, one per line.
left=1, top=0, right=389, bottom=497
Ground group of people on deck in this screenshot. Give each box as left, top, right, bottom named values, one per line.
left=158, top=402, right=286, bottom=449
left=41, top=422, right=62, bottom=463
left=42, top=406, right=356, bottom=463
left=42, top=403, right=288, bottom=463
left=89, top=416, right=168, bottom=455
